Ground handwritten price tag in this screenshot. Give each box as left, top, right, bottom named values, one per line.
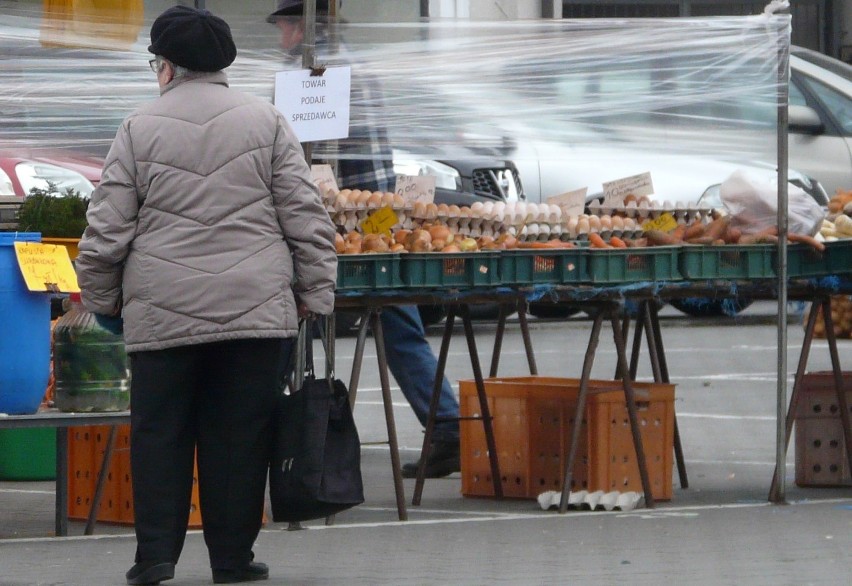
left=14, top=242, right=80, bottom=292
left=547, top=188, right=587, bottom=216
left=311, top=164, right=339, bottom=193
left=602, top=172, right=654, bottom=206
left=394, top=175, right=435, bottom=205
left=360, top=206, right=398, bottom=236
left=641, top=212, right=679, bottom=233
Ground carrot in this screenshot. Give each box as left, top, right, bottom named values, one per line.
left=788, top=232, right=825, bottom=252
left=739, top=233, right=779, bottom=245
left=683, top=220, right=706, bottom=241
left=588, top=233, right=611, bottom=249
left=704, top=216, right=730, bottom=241
left=685, top=236, right=715, bottom=245
left=624, top=237, right=648, bottom=248
left=644, top=230, right=679, bottom=246
left=609, top=236, right=628, bottom=249
left=723, top=227, right=742, bottom=244
left=518, top=240, right=559, bottom=249
left=670, top=223, right=687, bottom=242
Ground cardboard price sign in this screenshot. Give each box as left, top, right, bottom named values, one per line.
left=311, top=164, right=339, bottom=193
left=641, top=212, right=678, bottom=233
left=394, top=175, right=435, bottom=205
left=360, top=206, right=398, bottom=236
left=547, top=187, right=588, bottom=216
left=602, top=172, right=654, bottom=206
left=14, top=242, right=80, bottom=293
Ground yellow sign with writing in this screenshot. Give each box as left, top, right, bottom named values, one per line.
left=641, top=212, right=679, bottom=234
left=14, top=242, right=80, bottom=293
left=360, top=206, right=398, bottom=236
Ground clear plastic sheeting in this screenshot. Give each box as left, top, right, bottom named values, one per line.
left=0, top=2, right=791, bottom=201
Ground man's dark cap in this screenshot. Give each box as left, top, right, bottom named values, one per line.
left=266, top=0, right=329, bottom=23
left=148, top=6, right=237, bottom=72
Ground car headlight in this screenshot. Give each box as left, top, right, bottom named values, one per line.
left=393, top=159, right=462, bottom=191
left=0, top=167, right=15, bottom=196
left=16, top=162, right=95, bottom=198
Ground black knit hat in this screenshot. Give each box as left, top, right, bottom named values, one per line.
left=148, top=6, right=237, bottom=72
left=266, top=0, right=329, bottom=23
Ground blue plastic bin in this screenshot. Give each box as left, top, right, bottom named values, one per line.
left=0, top=232, right=50, bottom=414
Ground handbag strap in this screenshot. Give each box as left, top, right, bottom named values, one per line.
left=296, top=317, right=336, bottom=393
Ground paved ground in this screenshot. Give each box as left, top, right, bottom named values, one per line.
left=2, top=302, right=851, bottom=585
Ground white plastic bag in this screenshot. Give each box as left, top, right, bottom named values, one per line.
left=720, top=169, right=825, bottom=236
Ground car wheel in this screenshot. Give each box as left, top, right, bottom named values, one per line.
left=584, top=299, right=666, bottom=319
left=418, top=304, right=447, bottom=327
left=669, top=297, right=753, bottom=317
left=331, top=311, right=362, bottom=337
left=527, top=302, right=581, bottom=319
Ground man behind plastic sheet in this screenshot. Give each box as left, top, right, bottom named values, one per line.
left=75, top=5, right=337, bottom=584
left=267, top=0, right=463, bottom=480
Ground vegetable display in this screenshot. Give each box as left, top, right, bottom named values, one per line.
left=53, top=303, right=130, bottom=413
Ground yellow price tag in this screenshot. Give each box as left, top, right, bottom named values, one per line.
left=641, top=212, right=679, bottom=233
left=360, top=206, right=398, bottom=236
left=13, top=242, right=80, bottom=293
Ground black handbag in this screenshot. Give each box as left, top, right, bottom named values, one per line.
left=269, top=318, right=364, bottom=523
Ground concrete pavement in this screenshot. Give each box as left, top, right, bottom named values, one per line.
left=2, top=305, right=851, bottom=585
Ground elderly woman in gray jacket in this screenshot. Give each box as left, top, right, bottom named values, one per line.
left=75, top=7, right=337, bottom=585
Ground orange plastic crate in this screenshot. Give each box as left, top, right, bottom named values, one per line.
left=794, top=372, right=852, bottom=487
left=459, top=376, right=675, bottom=501
left=67, top=425, right=202, bottom=527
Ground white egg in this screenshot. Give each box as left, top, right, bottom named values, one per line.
left=493, top=201, right=507, bottom=221
left=482, top=201, right=495, bottom=219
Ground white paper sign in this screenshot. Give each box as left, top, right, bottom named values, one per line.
left=311, top=164, right=339, bottom=192
left=602, top=172, right=654, bottom=205
left=274, top=66, right=351, bottom=143
left=395, top=175, right=436, bottom=205
left=547, top=187, right=588, bottom=216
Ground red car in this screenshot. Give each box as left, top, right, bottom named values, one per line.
left=0, top=149, right=102, bottom=199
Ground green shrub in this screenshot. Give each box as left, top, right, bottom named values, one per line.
left=17, top=184, right=89, bottom=238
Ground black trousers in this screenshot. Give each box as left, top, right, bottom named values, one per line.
left=129, top=337, right=294, bottom=570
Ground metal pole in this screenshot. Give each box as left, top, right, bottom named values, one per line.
left=774, top=26, right=791, bottom=504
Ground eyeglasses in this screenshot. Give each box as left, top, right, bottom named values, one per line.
left=148, top=58, right=159, bottom=74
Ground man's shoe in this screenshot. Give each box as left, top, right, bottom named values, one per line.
left=401, top=440, right=460, bottom=478
left=212, top=561, right=269, bottom=584
left=126, top=561, right=175, bottom=585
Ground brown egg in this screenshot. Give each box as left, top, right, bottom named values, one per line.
left=366, top=192, right=383, bottom=208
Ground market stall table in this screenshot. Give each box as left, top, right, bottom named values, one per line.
left=0, top=410, right=130, bottom=536
left=526, top=276, right=852, bottom=509
left=334, top=287, right=660, bottom=513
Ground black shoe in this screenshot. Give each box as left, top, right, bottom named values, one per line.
left=212, top=561, right=269, bottom=584
left=126, top=561, right=175, bottom=585
left=401, top=440, right=460, bottom=478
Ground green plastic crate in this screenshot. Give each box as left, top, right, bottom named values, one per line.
left=826, top=240, right=852, bottom=275
left=781, top=240, right=852, bottom=277
left=586, top=246, right=681, bottom=284
left=680, top=244, right=775, bottom=280
left=499, top=248, right=587, bottom=285
left=0, top=428, right=56, bottom=480
left=400, top=252, right=501, bottom=289
left=336, top=253, right=402, bottom=291
left=783, top=243, right=831, bottom=277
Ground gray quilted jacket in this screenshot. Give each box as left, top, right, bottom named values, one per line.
left=75, top=71, right=337, bottom=352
